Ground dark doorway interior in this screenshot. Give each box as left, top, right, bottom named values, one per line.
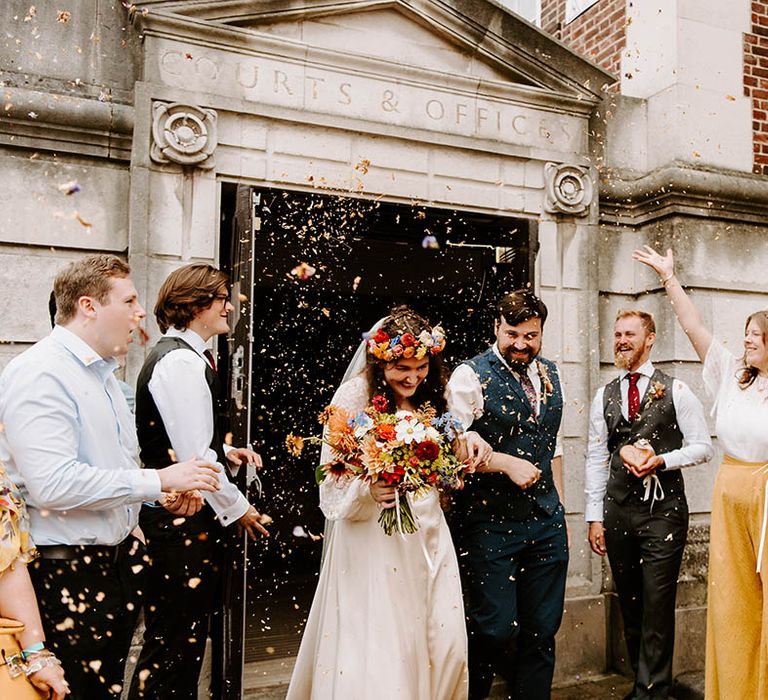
left=219, top=182, right=537, bottom=665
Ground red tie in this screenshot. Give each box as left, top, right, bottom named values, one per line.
left=628, top=373, right=641, bottom=421
left=203, top=349, right=217, bottom=372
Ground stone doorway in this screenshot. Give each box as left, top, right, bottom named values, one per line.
left=217, top=182, right=537, bottom=689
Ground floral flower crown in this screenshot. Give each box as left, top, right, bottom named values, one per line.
left=366, top=326, right=447, bottom=362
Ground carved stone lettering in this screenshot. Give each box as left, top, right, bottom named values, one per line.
left=151, top=43, right=586, bottom=153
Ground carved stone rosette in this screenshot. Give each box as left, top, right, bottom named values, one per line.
left=150, top=102, right=217, bottom=169
left=543, top=162, right=593, bottom=216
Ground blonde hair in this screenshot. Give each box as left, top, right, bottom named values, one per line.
left=615, top=309, right=656, bottom=335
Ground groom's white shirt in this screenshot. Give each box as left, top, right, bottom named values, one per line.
left=447, top=343, right=563, bottom=457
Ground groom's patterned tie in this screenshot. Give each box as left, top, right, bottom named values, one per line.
left=519, top=370, right=539, bottom=418
left=203, top=349, right=217, bottom=372
left=628, top=372, right=641, bottom=421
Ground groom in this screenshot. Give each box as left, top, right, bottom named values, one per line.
left=448, top=290, right=568, bottom=700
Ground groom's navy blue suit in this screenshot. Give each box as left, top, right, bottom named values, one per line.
left=452, top=347, right=569, bottom=700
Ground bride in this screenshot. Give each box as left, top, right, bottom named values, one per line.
left=286, top=306, right=491, bottom=700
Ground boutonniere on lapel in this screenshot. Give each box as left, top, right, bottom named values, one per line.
left=536, top=360, right=554, bottom=405
left=644, top=381, right=666, bottom=410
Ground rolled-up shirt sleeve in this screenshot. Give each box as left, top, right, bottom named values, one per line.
left=149, top=351, right=249, bottom=526
left=584, top=388, right=610, bottom=522
left=2, top=372, right=161, bottom=510
left=447, top=364, right=484, bottom=430
left=658, top=379, right=713, bottom=470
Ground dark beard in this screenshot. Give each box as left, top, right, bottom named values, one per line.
left=503, top=346, right=537, bottom=371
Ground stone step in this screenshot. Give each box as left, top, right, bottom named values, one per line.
left=242, top=661, right=635, bottom=700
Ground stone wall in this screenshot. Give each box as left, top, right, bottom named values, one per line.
left=0, top=1, right=138, bottom=369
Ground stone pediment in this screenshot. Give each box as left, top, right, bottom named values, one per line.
left=134, top=0, right=614, bottom=107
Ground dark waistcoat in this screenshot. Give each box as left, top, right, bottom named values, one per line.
left=604, top=369, right=685, bottom=504
left=455, top=347, right=563, bottom=524
left=135, top=336, right=228, bottom=470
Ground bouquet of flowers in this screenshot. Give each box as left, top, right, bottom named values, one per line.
left=286, top=394, right=469, bottom=535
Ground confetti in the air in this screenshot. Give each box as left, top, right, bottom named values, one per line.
left=422, top=235, right=439, bottom=249
left=58, top=180, right=81, bottom=195
left=354, top=159, right=371, bottom=174
left=74, top=212, right=92, bottom=228
left=290, top=262, right=316, bottom=281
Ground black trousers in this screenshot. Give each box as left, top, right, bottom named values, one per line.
left=29, top=536, right=146, bottom=700
left=458, top=505, right=569, bottom=700
left=127, top=505, right=224, bottom=700
left=604, top=494, right=689, bottom=700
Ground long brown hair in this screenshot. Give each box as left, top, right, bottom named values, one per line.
left=365, top=305, right=448, bottom=413
left=738, top=310, right=768, bottom=389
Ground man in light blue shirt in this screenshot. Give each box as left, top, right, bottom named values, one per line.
left=0, top=254, right=221, bottom=700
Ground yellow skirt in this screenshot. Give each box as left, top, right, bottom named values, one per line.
left=705, top=454, right=768, bottom=700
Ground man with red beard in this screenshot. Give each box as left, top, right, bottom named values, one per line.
left=585, top=310, right=712, bottom=700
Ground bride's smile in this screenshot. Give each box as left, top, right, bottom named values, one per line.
left=384, top=357, right=430, bottom=402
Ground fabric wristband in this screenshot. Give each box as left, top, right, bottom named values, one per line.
left=21, top=642, right=45, bottom=659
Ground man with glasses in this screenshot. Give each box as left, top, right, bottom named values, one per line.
left=128, top=264, right=270, bottom=700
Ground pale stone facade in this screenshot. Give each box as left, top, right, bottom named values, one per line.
left=1, top=0, right=764, bottom=692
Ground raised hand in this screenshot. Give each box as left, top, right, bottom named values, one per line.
left=632, top=245, right=674, bottom=281
left=632, top=244, right=712, bottom=361
left=158, top=459, right=220, bottom=493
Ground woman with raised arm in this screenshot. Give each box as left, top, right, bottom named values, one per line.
left=634, top=245, right=768, bottom=700
left=286, top=306, right=491, bottom=700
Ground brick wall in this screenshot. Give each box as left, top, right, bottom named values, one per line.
left=540, top=0, right=626, bottom=79
left=746, top=1, right=768, bottom=174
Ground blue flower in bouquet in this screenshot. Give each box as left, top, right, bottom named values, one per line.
left=351, top=411, right=374, bottom=438
left=432, top=412, right=464, bottom=440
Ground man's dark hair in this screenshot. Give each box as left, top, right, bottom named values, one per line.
left=495, top=289, right=548, bottom=327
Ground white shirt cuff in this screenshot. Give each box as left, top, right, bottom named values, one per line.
left=585, top=501, right=605, bottom=522
left=211, top=489, right=250, bottom=526
left=136, top=469, right=163, bottom=501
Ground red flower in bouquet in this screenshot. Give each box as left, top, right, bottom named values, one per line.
left=380, top=464, right=405, bottom=485
left=373, top=329, right=389, bottom=344
left=400, top=332, right=416, bottom=347
left=372, top=394, right=389, bottom=412
left=415, top=440, right=440, bottom=461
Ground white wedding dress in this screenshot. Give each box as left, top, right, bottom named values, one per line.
left=286, top=376, right=468, bottom=700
